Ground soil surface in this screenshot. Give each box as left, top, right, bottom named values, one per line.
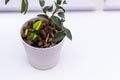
left=21, top=18, right=62, bottom=48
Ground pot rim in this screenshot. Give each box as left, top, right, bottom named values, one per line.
left=20, top=17, right=64, bottom=50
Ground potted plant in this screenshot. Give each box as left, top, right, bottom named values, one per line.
left=6, top=0, right=72, bottom=70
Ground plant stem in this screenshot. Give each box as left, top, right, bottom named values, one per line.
left=51, top=8, right=57, bottom=16
left=41, top=7, right=45, bottom=14
left=41, top=6, right=47, bottom=15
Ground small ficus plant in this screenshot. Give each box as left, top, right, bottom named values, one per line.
left=7, top=0, right=72, bottom=48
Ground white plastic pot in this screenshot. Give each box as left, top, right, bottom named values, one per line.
left=20, top=17, right=64, bottom=70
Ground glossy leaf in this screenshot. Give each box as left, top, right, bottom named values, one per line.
left=59, top=6, right=65, bottom=12
left=21, top=0, right=28, bottom=14
left=61, top=18, right=65, bottom=22
left=63, top=27, right=72, bottom=40
left=54, top=2, right=60, bottom=9
left=24, top=0, right=28, bottom=14
left=53, top=30, right=65, bottom=42
left=58, top=12, right=65, bottom=18
left=37, top=14, right=49, bottom=19
left=29, top=33, right=37, bottom=41
left=57, top=0, right=62, bottom=5
left=5, top=0, right=9, bottom=5
left=63, top=0, right=67, bottom=4
left=43, top=5, right=53, bottom=13
left=39, top=0, right=45, bottom=7
left=21, top=0, right=25, bottom=13
left=51, top=16, right=61, bottom=27
left=33, top=20, right=42, bottom=31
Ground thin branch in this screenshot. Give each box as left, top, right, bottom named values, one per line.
left=51, top=9, right=57, bottom=17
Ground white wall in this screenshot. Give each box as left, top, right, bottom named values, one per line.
left=0, top=0, right=120, bottom=11
left=104, top=0, right=120, bottom=10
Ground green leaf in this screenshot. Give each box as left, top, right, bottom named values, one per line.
left=5, top=0, right=9, bottom=5
left=59, top=6, right=65, bottom=12
left=57, top=0, right=62, bottom=5
left=37, top=14, right=49, bottom=19
left=29, top=33, right=37, bottom=41
left=33, top=20, right=42, bottom=31
left=54, top=2, right=60, bottom=9
left=53, top=30, right=65, bottom=42
left=21, top=0, right=25, bottom=13
left=25, top=29, right=29, bottom=35
left=39, top=0, right=45, bottom=7
left=43, top=5, right=53, bottom=13
left=51, top=16, right=61, bottom=27
left=21, top=0, right=28, bottom=14
left=63, top=27, right=72, bottom=40
left=48, top=5, right=53, bottom=12
left=54, top=3, right=65, bottom=12
left=58, top=12, right=65, bottom=18
left=63, top=0, right=67, bottom=4
left=24, top=0, right=28, bottom=14
left=61, top=18, right=65, bottom=22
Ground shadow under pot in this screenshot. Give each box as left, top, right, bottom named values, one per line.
left=20, top=17, right=64, bottom=70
